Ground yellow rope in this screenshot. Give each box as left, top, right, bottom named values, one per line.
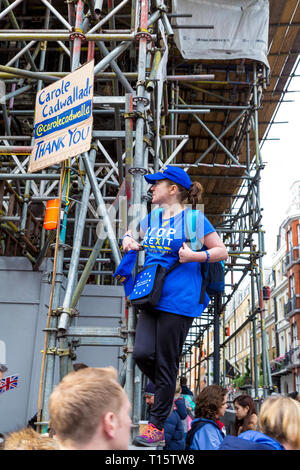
left=76, top=156, right=85, bottom=187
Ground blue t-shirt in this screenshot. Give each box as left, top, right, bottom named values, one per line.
left=139, top=208, right=215, bottom=317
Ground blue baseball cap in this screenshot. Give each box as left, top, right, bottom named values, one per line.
left=113, top=250, right=137, bottom=296
left=144, top=165, right=192, bottom=190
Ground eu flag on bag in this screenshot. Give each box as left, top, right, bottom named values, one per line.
left=130, top=264, right=158, bottom=300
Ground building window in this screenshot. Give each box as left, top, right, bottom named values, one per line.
left=288, top=331, right=291, bottom=351
left=277, top=267, right=281, bottom=283
left=277, top=298, right=283, bottom=320
left=280, top=335, right=285, bottom=356
left=293, top=322, right=297, bottom=345
left=272, top=269, right=276, bottom=285
left=290, top=274, right=296, bottom=298
left=287, top=229, right=292, bottom=251
left=266, top=332, right=269, bottom=350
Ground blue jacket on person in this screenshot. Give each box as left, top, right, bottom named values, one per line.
left=219, top=430, right=286, bottom=450
left=189, top=418, right=226, bottom=450
left=164, top=398, right=188, bottom=450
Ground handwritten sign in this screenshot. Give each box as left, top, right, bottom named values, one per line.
left=28, top=60, right=94, bottom=173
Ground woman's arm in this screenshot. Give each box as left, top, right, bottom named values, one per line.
left=179, top=231, right=228, bottom=264
left=121, top=229, right=144, bottom=253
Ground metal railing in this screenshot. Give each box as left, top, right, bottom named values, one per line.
left=284, top=245, right=300, bottom=272
left=287, top=296, right=297, bottom=315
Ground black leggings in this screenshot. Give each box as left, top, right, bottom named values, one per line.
left=133, top=308, right=194, bottom=430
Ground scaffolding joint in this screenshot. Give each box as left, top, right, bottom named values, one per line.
left=123, top=345, right=134, bottom=354
left=52, top=306, right=79, bottom=318
left=41, top=347, right=58, bottom=356
left=69, top=28, right=86, bottom=42
left=128, top=167, right=147, bottom=176
left=133, top=96, right=149, bottom=107
left=157, top=4, right=168, bottom=13
left=55, top=346, right=73, bottom=358
left=123, top=112, right=136, bottom=120
left=135, top=29, right=153, bottom=43
left=143, top=136, right=152, bottom=147
left=42, top=327, right=58, bottom=333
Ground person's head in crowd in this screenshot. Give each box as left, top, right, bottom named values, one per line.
left=49, top=367, right=132, bottom=450
left=3, top=427, right=59, bottom=450
left=259, top=396, right=300, bottom=450
left=233, top=394, right=258, bottom=436
left=195, top=384, right=228, bottom=422
left=180, top=376, right=187, bottom=387
left=287, top=391, right=300, bottom=402
left=144, top=382, right=155, bottom=409
left=0, top=363, right=7, bottom=381
left=73, top=362, right=88, bottom=372
left=175, top=381, right=182, bottom=399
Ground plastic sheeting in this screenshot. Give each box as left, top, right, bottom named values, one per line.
left=172, top=0, right=269, bottom=68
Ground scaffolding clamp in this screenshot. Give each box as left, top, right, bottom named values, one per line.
left=91, top=142, right=98, bottom=151
left=133, top=96, right=150, bottom=107
left=57, top=347, right=72, bottom=358
left=123, top=345, right=134, bottom=354
left=41, top=346, right=73, bottom=358
left=135, top=29, right=152, bottom=43
left=69, top=28, right=86, bottom=42
left=41, top=347, right=58, bottom=356
left=52, top=307, right=79, bottom=318
left=128, top=167, right=147, bottom=176
left=143, top=136, right=152, bottom=147
left=123, top=112, right=136, bottom=120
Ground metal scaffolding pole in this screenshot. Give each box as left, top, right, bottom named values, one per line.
left=253, top=63, right=269, bottom=397
left=124, top=0, right=149, bottom=437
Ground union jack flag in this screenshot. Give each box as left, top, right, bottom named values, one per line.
left=0, top=375, right=19, bottom=394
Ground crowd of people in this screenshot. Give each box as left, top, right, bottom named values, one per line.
left=1, top=167, right=300, bottom=451
left=1, top=365, right=300, bottom=451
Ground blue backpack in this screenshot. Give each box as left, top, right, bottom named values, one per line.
left=185, top=209, right=225, bottom=302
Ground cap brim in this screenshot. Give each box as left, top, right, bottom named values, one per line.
left=144, top=173, right=165, bottom=184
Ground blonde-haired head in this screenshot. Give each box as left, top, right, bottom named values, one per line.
left=49, top=366, right=124, bottom=446
left=259, top=396, right=300, bottom=449
left=3, top=427, right=58, bottom=450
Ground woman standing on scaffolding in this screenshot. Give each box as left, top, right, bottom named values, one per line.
left=122, top=165, right=228, bottom=447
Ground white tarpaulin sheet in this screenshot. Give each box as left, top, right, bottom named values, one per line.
left=173, top=0, right=269, bottom=68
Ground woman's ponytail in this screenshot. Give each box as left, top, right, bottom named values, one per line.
left=187, top=181, right=204, bottom=208
left=165, top=178, right=204, bottom=208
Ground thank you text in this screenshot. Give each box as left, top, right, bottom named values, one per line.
left=28, top=60, right=94, bottom=172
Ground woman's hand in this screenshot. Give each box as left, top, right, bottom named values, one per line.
left=179, top=242, right=197, bottom=263
left=122, top=231, right=143, bottom=253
